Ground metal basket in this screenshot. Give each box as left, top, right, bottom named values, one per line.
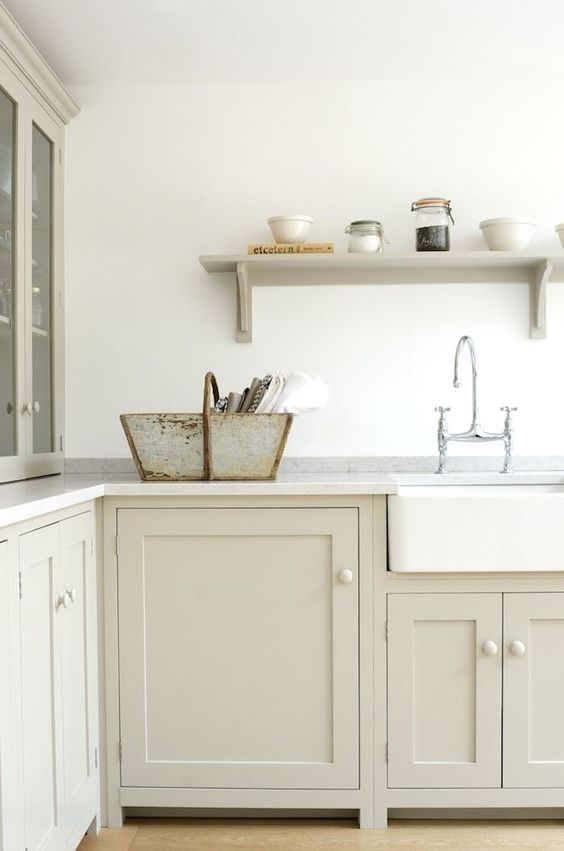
left=120, top=372, right=293, bottom=481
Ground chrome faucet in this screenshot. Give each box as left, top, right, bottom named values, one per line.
left=435, top=335, right=517, bottom=474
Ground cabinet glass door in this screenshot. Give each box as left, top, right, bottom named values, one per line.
left=0, top=88, right=15, bottom=457
left=31, top=123, right=53, bottom=454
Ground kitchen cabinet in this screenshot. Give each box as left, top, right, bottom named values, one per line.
left=116, top=506, right=359, bottom=791
left=0, top=7, right=78, bottom=483
left=387, top=591, right=564, bottom=792
left=387, top=593, right=502, bottom=789
left=503, top=593, right=564, bottom=788
left=9, top=508, right=98, bottom=851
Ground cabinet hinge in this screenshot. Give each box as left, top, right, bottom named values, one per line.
left=386, top=743, right=390, bottom=763
left=94, top=747, right=98, bottom=769
left=386, top=620, right=389, bottom=641
left=18, top=571, right=22, bottom=599
left=59, top=434, right=63, bottom=452
left=115, top=535, right=120, bottom=557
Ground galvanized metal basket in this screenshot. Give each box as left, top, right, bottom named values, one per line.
left=120, top=372, right=293, bottom=481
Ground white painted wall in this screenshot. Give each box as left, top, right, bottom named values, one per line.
left=65, top=78, right=564, bottom=459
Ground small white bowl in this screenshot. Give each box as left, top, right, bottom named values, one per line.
left=479, top=217, right=537, bottom=251
left=267, top=215, right=313, bottom=244
left=555, top=223, right=564, bottom=249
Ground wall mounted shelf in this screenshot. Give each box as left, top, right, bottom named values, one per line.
left=199, top=252, right=564, bottom=342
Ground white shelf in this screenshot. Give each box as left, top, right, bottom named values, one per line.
left=199, top=251, right=564, bottom=342
left=0, top=314, right=48, bottom=338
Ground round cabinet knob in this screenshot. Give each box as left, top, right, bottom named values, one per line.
left=69, top=588, right=78, bottom=603
left=21, top=401, right=32, bottom=415
left=337, top=569, right=354, bottom=585
left=482, top=640, right=498, bottom=657
left=509, top=639, right=526, bottom=657
left=33, top=400, right=40, bottom=413
left=56, top=591, right=71, bottom=610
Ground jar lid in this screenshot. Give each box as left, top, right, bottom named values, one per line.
left=411, top=197, right=451, bottom=211
left=349, top=220, right=382, bottom=226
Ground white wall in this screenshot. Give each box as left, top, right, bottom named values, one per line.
left=65, top=78, right=564, bottom=459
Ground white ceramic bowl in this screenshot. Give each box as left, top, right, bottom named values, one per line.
left=479, top=217, right=537, bottom=251
left=555, top=223, right=564, bottom=249
left=267, top=215, right=313, bottom=244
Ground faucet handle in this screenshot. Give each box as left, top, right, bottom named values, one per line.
left=500, top=406, right=517, bottom=413
left=435, top=406, right=451, bottom=414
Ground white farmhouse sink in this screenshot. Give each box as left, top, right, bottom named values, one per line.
left=388, top=484, right=564, bottom=572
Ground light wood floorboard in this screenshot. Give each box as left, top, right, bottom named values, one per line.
left=77, top=818, right=564, bottom=850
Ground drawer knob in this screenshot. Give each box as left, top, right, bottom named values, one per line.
left=509, top=639, right=526, bottom=657
left=337, top=568, right=354, bottom=584
left=481, top=640, right=498, bottom=656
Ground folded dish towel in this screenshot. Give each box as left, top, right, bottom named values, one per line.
left=255, top=371, right=286, bottom=413
left=270, top=371, right=330, bottom=415
left=246, top=375, right=272, bottom=413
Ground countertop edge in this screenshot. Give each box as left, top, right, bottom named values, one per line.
left=0, top=477, right=398, bottom=530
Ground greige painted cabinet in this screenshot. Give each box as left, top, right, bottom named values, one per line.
left=388, top=591, right=564, bottom=792
left=19, top=512, right=98, bottom=851
left=0, top=6, right=78, bottom=484
left=504, top=593, right=564, bottom=788
left=387, top=593, right=502, bottom=789
left=117, top=507, right=359, bottom=790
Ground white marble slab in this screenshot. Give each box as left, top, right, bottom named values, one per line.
left=0, top=472, right=398, bottom=529
left=3, top=467, right=564, bottom=530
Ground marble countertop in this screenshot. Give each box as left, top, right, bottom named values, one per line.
left=2, top=469, right=564, bottom=530
left=0, top=472, right=398, bottom=528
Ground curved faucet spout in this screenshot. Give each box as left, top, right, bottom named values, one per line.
left=453, top=335, right=479, bottom=429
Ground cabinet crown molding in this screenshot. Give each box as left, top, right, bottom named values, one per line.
left=0, top=1, right=79, bottom=124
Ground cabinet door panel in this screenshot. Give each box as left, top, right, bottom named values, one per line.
left=60, top=512, right=97, bottom=840
left=388, top=593, right=502, bottom=789
left=19, top=524, right=63, bottom=851
left=504, top=593, right=564, bottom=787
left=117, top=507, right=359, bottom=789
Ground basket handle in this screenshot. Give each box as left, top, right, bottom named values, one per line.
left=202, top=372, right=219, bottom=480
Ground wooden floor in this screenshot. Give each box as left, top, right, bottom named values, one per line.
left=77, top=818, right=564, bottom=850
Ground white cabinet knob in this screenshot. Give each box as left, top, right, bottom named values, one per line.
left=69, top=588, right=78, bottom=603
left=21, top=401, right=32, bottom=415
left=33, top=400, right=40, bottom=413
left=481, top=640, right=498, bottom=657
left=337, top=568, right=354, bottom=584
left=56, top=591, right=71, bottom=610
left=509, top=639, right=526, bottom=657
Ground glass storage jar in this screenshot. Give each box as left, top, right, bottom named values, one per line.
left=345, top=220, right=384, bottom=253
left=411, top=198, right=454, bottom=251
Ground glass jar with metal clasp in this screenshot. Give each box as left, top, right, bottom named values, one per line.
left=345, top=220, right=386, bottom=253
left=411, top=197, right=454, bottom=251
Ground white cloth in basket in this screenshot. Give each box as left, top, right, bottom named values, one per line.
left=259, top=371, right=330, bottom=415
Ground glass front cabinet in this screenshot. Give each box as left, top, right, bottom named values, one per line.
left=0, top=13, right=78, bottom=483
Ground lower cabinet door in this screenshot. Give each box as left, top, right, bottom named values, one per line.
left=59, top=512, right=98, bottom=842
left=117, top=507, right=359, bottom=790
left=388, top=593, right=502, bottom=789
left=504, top=592, right=564, bottom=787
left=19, top=524, right=63, bottom=851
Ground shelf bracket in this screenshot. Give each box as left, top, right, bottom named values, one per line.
left=530, top=259, right=553, bottom=339
left=236, top=262, right=252, bottom=343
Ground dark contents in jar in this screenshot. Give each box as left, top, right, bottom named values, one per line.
left=416, top=225, right=450, bottom=251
